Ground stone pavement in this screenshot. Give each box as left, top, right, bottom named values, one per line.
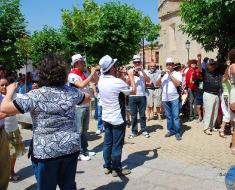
left=8, top=118, right=235, bottom=190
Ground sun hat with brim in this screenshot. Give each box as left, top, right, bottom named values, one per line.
left=71, top=54, right=85, bottom=66
left=132, top=54, right=141, bottom=62
left=166, top=57, right=174, bottom=64
left=99, top=55, right=117, bottom=73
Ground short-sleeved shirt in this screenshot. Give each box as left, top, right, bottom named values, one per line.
left=202, top=68, right=222, bottom=94
left=146, top=70, right=161, bottom=88
left=98, top=75, right=131, bottom=125
left=159, top=71, right=183, bottom=101
left=67, top=72, right=89, bottom=107
left=129, top=69, right=145, bottom=96
left=4, top=94, right=19, bottom=133
left=13, top=85, right=85, bottom=160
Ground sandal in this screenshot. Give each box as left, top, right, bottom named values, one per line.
left=219, top=130, right=226, bottom=138
left=9, top=175, right=21, bottom=183
left=204, top=130, right=212, bottom=135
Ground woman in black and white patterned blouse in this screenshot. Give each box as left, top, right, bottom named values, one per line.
left=1, top=54, right=91, bottom=190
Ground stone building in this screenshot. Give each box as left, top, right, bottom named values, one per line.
left=158, top=0, right=217, bottom=67
left=139, top=44, right=160, bottom=69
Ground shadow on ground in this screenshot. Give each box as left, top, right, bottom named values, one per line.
left=147, top=124, right=163, bottom=134
left=94, top=176, right=129, bottom=190
left=17, top=165, right=34, bottom=181
left=122, top=149, right=158, bottom=170
left=182, top=124, right=191, bottom=135
left=87, top=132, right=102, bottom=141
left=25, top=183, right=37, bottom=190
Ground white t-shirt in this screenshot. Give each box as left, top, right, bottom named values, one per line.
left=4, top=93, right=19, bottom=132
left=146, top=69, right=161, bottom=88
left=67, top=72, right=90, bottom=107
left=98, top=75, right=131, bottom=125
left=129, top=69, right=146, bottom=96
left=159, top=71, right=183, bottom=101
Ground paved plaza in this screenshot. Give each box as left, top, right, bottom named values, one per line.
left=8, top=118, right=235, bottom=190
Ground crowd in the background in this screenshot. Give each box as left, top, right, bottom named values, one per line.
left=0, top=49, right=235, bottom=190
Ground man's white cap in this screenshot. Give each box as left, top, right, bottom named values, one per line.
left=99, top=55, right=117, bottom=73
left=71, top=54, right=85, bottom=66
left=166, top=57, right=174, bottom=63
left=132, top=54, right=141, bottom=62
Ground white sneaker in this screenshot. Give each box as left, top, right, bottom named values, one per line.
left=79, top=154, right=91, bottom=161
left=96, top=129, right=102, bottom=135
left=142, top=131, right=150, bottom=138
left=86, top=151, right=96, bottom=157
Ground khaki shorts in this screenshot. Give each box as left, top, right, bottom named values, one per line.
left=0, top=128, right=10, bottom=190
left=146, top=88, right=162, bottom=108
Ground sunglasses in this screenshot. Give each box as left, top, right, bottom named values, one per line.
left=166, top=63, right=174, bottom=66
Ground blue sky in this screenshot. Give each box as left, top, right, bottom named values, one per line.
left=20, top=0, right=158, bottom=33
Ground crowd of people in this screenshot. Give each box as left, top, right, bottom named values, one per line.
left=0, top=49, right=235, bottom=189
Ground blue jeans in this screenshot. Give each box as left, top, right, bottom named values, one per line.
left=103, top=121, right=126, bottom=170
left=162, top=98, right=181, bottom=136
left=32, top=153, right=79, bottom=190
left=97, top=106, right=103, bottom=131
left=226, top=166, right=235, bottom=190
left=75, top=107, right=90, bottom=154
left=129, top=96, right=147, bottom=134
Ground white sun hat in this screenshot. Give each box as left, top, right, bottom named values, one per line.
left=132, top=54, right=141, bottom=62
left=71, top=53, right=85, bottom=66
left=99, top=55, right=117, bottom=73
left=166, top=57, right=174, bottom=64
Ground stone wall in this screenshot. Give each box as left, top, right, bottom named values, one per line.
left=158, top=0, right=217, bottom=68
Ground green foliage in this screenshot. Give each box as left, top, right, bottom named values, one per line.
left=180, top=0, right=235, bottom=61
left=30, top=26, right=67, bottom=66
left=61, top=0, right=153, bottom=66
left=146, top=24, right=160, bottom=43
left=0, top=0, right=27, bottom=71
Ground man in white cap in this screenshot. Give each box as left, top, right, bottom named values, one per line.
left=128, top=54, right=150, bottom=139
left=98, top=55, right=136, bottom=177
left=68, top=53, right=98, bottom=161
left=156, top=57, right=183, bottom=140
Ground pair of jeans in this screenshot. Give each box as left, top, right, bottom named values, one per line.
left=162, top=98, right=181, bottom=136
left=75, top=107, right=90, bottom=154
left=94, top=97, right=98, bottom=120
left=188, top=89, right=197, bottom=119
left=97, top=105, right=103, bottom=131
left=129, top=96, right=147, bottom=134
left=103, top=121, right=126, bottom=170
left=32, top=153, right=79, bottom=190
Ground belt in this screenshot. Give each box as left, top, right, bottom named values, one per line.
left=146, top=87, right=160, bottom=90
left=205, top=91, right=219, bottom=95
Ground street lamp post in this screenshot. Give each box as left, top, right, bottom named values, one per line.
left=185, top=40, right=190, bottom=61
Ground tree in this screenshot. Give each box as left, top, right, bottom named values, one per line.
left=180, top=0, right=235, bottom=61
left=30, top=26, right=67, bottom=65
left=0, top=0, right=27, bottom=71
left=61, top=0, right=150, bottom=66
left=145, top=23, right=160, bottom=62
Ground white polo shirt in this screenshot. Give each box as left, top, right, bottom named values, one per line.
left=98, top=75, right=131, bottom=125
left=159, top=71, right=183, bottom=101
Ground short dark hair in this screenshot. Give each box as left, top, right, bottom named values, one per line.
left=203, top=57, right=209, bottom=63
left=38, top=54, right=67, bottom=87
